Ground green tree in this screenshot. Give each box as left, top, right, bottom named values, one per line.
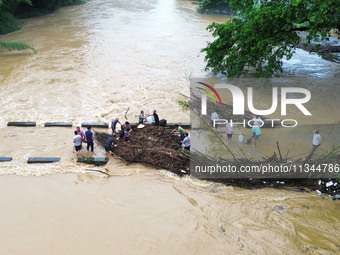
left=0, top=8, right=20, bottom=34
left=196, top=0, right=232, bottom=14
left=202, top=0, right=340, bottom=77
left=14, top=0, right=85, bottom=18
left=0, top=0, right=32, bottom=34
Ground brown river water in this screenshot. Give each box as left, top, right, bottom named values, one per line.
left=0, top=0, right=339, bottom=254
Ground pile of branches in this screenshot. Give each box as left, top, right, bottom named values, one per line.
left=96, top=125, right=190, bottom=175
left=191, top=146, right=340, bottom=199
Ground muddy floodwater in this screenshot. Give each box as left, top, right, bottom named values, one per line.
left=0, top=0, right=339, bottom=254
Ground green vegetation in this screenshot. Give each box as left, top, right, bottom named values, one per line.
left=202, top=0, right=340, bottom=77
left=0, top=8, right=21, bottom=34
left=14, top=0, right=86, bottom=18
left=0, top=0, right=86, bottom=25
left=0, top=0, right=85, bottom=53
left=0, top=0, right=31, bottom=34
left=196, top=0, right=232, bottom=15
left=0, top=40, right=36, bottom=52
left=0, top=0, right=34, bottom=52
left=178, top=99, right=190, bottom=111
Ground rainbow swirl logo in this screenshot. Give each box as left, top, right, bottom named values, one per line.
left=196, top=82, right=223, bottom=106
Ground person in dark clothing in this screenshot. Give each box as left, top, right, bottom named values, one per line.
left=104, top=136, right=116, bottom=155
left=153, top=110, right=159, bottom=126
left=119, top=121, right=132, bottom=141
left=85, top=126, right=94, bottom=152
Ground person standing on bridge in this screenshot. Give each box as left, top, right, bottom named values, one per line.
left=252, top=115, right=263, bottom=128
left=226, top=122, right=234, bottom=143
left=313, top=129, right=321, bottom=149
left=76, top=126, right=85, bottom=144
left=211, top=111, right=219, bottom=128
left=181, top=132, right=190, bottom=151
left=73, top=131, right=82, bottom=156
left=85, top=126, right=94, bottom=152
left=251, top=126, right=261, bottom=148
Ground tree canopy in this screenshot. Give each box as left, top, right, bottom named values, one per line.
left=196, top=0, right=232, bottom=14
left=202, top=0, right=340, bottom=77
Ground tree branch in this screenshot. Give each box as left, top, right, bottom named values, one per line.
left=297, top=42, right=340, bottom=53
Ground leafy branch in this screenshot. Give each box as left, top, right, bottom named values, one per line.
left=0, top=41, right=36, bottom=53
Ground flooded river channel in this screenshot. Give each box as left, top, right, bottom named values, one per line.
left=0, top=0, right=339, bottom=254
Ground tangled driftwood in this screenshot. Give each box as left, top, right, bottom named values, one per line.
left=96, top=125, right=190, bottom=175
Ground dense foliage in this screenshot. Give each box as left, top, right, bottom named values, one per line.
left=14, top=0, right=85, bottom=18
left=196, top=0, right=232, bottom=14
left=0, top=0, right=31, bottom=34
left=202, top=0, right=340, bottom=77
left=0, top=8, right=20, bottom=34
left=0, top=0, right=85, bottom=33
